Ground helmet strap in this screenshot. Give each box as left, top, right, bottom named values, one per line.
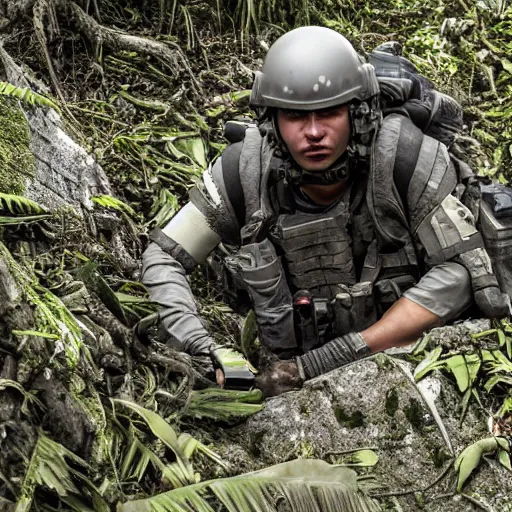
left=277, top=152, right=353, bottom=186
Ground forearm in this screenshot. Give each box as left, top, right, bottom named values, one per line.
left=299, top=262, right=471, bottom=380
left=361, top=296, right=441, bottom=353
left=141, top=242, right=216, bottom=356
left=363, top=261, right=473, bottom=353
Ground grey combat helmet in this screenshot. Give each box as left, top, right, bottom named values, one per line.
left=251, top=26, right=380, bottom=111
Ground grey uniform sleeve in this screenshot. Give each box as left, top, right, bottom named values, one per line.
left=141, top=158, right=239, bottom=356
left=142, top=242, right=216, bottom=355
left=403, top=262, right=472, bottom=323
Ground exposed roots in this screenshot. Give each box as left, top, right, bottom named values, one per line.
left=67, top=0, right=199, bottom=90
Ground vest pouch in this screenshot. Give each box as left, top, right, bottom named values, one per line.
left=350, top=282, right=377, bottom=332
left=479, top=200, right=512, bottom=298
left=225, top=238, right=297, bottom=355
left=374, top=275, right=416, bottom=317
left=333, top=281, right=377, bottom=336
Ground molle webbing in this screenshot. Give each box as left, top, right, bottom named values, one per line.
left=272, top=203, right=355, bottom=295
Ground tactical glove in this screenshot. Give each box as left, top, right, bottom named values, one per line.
left=297, top=332, right=371, bottom=380
left=254, top=359, right=304, bottom=398
left=210, top=348, right=258, bottom=390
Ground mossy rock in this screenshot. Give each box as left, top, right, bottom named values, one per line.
left=0, top=96, right=35, bottom=194
left=212, top=324, right=512, bottom=511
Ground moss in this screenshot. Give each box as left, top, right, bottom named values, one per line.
left=385, top=387, right=399, bottom=417
left=334, top=406, right=365, bottom=428
left=0, top=96, right=36, bottom=194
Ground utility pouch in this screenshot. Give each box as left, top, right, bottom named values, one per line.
left=479, top=195, right=512, bottom=300
left=225, top=238, right=297, bottom=355
left=374, top=275, right=416, bottom=317
left=332, top=281, right=377, bottom=336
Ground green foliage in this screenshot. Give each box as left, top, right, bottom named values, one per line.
left=15, top=432, right=106, bottom=512
left=92, top=195, right=138, bottom=219
left=454, top=436, right=510, bottom=492
left=0, top=81, right=60, bottom=112
left=0, top=192, right=51, bottom=224
left=119, top=459, right=381, bottom=512
left=413, top=321, right=512, bottom=420
left=0, top=242, right=84, bottom=367
left=113, top=399, right=196, bottom=485
left=184, top=388, right=264, bottom=421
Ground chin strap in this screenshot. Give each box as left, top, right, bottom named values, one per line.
left=276, top=152, right=353, bottom=186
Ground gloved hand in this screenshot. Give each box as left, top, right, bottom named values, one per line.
left=254, top=359, right=304, bottom=398
left=210, top=347, right=257, bottom=390
left=298, top=332, right=371, bottom=380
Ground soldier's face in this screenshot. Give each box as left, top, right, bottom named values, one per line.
left=277, top=105, right=350, bottom=171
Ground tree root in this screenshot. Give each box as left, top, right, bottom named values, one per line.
left=65, top=0, right=199, bottom=90
left=29, top=0, right=199, bottom=106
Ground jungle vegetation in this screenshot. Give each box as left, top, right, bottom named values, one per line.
left=0, top=0, right=511, bottom=510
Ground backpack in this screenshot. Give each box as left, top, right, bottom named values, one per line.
left=218, top=43, right=512, bottom=302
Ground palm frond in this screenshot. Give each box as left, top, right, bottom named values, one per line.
left=120, top=424, right=189, bottom=488
left=0, top=192, right=51, bottom=224
left=92, top=194, right=138, bottom=219
left=119, top=459, right=382, bottom=512
left=112, top=399, right=195, bottom=485
left=0, top=192, right=48, bottom=215
left=0, top=81, right=60, bottom=112
left=15, top=432, right=93, bottom=512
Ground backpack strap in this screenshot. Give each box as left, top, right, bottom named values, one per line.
left=393, top=115, right=423, bottom=214
left=221, top=141, right=245, bottom=230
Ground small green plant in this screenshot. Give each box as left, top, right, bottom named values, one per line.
left=0, top=81, right=60, bottom=112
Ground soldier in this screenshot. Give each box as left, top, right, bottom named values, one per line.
left=142, top=27, right=509, bottom=397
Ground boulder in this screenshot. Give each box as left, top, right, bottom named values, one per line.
left=0, top=50, right=111, bottom=212
left=216, top=324, right=512, bottom=511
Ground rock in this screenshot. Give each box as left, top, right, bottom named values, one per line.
left=24, top=107, right=112, bottom=211
left=217, top=345, right=512, bottom=511
left=0, top=53, right=111, bottom=212
left=32, top=371, right=95, bottom=456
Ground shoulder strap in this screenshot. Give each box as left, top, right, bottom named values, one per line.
left=221, top=141, right=245, bottom=229
left=393, top=115, right=423, bottom=214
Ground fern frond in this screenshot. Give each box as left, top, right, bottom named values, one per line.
left=119, top=459, right=382, bottom=512
left=0, top=192, right=48, bottom=215
left=92, top=195, right=138, bottom=219
left=0, top=81, right=60, bottom=112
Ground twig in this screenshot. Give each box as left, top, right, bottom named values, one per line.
left=461, top=493, right=492, bottom=511
left=325, top=446, right=380, bottom=457
left=371, top=460, right=453, bottom=498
